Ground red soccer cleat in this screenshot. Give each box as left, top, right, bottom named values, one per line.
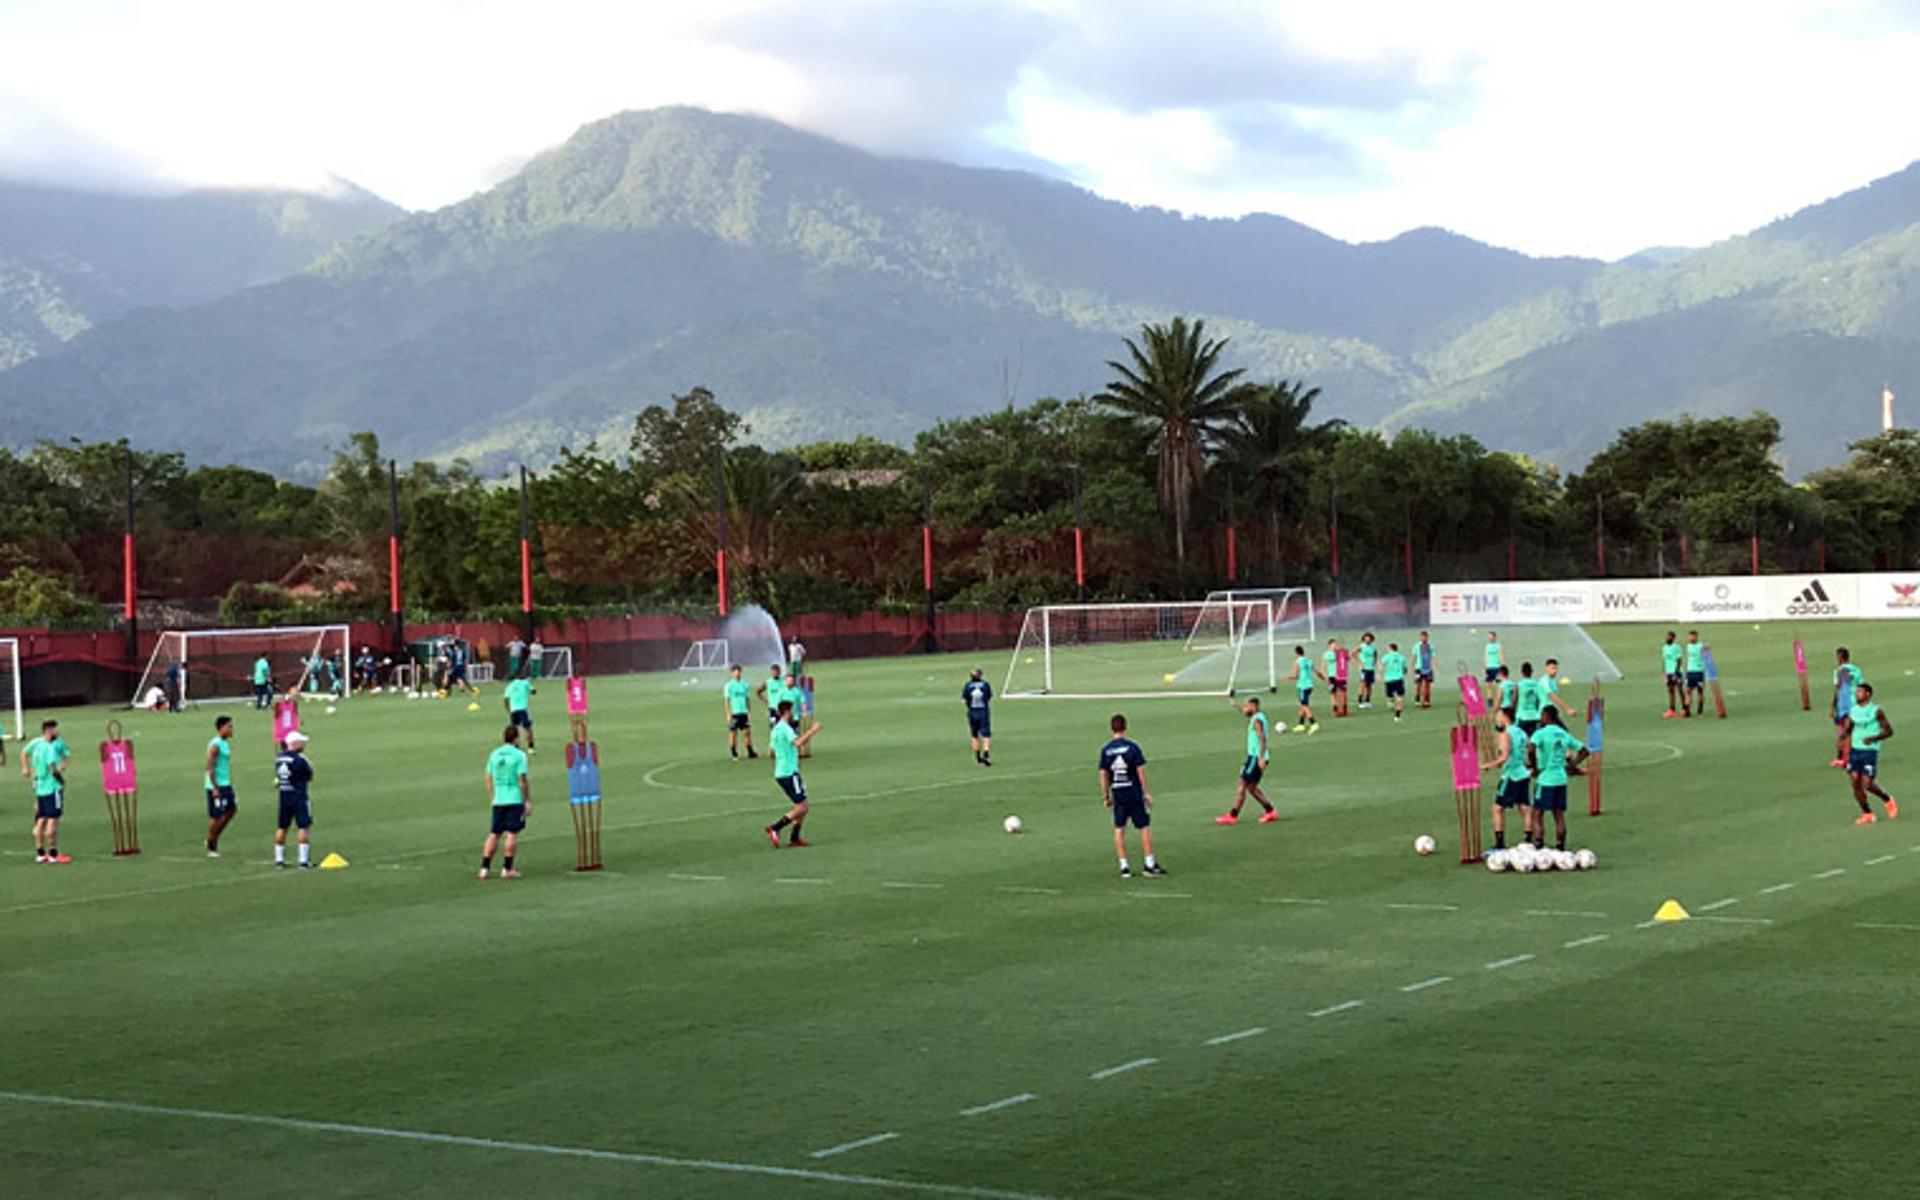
left=1214, top=812, right=1240, bottom=826
left=788, top=836, right=811, bottom=848
left=765, top=827, right=781, bottom=849
left=1855, top=812, right=1877, bottom=826
left=1886, top=797, right=1899, bottom=820
left=1662, top=710, right=1677, bottom=719
left=1830, top=758, right=1847, bottom=769
left=1258, top=810, right=1280, bottom=824
left=50, top=854, right=72, bottom=864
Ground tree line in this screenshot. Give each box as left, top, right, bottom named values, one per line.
left=3, top=317, right=1918, bottom=628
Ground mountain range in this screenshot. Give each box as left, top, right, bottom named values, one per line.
left=1, top=106, right=1914, bottom=476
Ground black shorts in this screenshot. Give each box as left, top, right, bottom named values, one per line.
left=277, top=794, right=313, bottom=831
left=490, top=804, right=527, bottom=835
left=1385, top=680, right=1405, bottom=698
left=777, top=773, right=808, bottom=804
left=1666, top=672, right=1683, bottom=687
left=1495, top=778, right=1531, bottom=810
left=1416, top=670, right=1434, bottom=682
left=1687, top=671, right=1705, bottom=689
left=510, top=710, right=533, bottom=730
left=1485, top=669, right=1500, bottom=684
left=729, top=712, right=750, bottom=731
left=1111, top=792, right=1149, bottom=829
left=34, top=790, right=64, bottom=820
left=1518, top=719, right=1539, bottom=737
left=1361, top=669, right=1376, bottom=685
left=1240, top=757, right=1264, bottom=785
left=968, top=712, right=992, bottom=738
left=449, top=666, right=469, bottom=684
left=1533, top=784, right=1569, bottom=813
left=206, top=785, right=237, bottom=818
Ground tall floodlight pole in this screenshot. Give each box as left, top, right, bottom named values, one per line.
left=519, top=465, right=534, bottom=642
left=123, top=445, right=137, bottom=668
left=388, top=461, right=405, bottom=654
left=1072, top=463, right=1087, bottom=602
left=714, top=444, right=729, bottom=617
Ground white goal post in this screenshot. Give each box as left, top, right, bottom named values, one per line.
left=0, top=637, right=20, bottom=742
left=680, top=639, right=730, bottom=671
left=131, top=625, right=353, bottom=707
left=1186, top=587, right=1316, bottom=648
left=537, top=645, right=575, bottom=679
left=1004, top=600, right=1279, bottom=699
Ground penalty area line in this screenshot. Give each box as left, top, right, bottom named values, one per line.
left=811, top=1132, right=900, bottom=1159
left=1089, top=1058, right=1157, bottom=1081
left=0, top=1091, right=1051, bottom=1200
left=1204, top=1027, right=1266, bottom=1046
left=958, top=1094, right=1037, bottom=1118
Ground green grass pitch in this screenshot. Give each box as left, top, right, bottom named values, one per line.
left=4, top=621, right=1919, bottom=1198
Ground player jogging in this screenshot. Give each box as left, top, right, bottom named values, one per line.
left=1355, top=633, right=1379, bottom=710
left=724, top=665, right=757, bottom=760
left=1484, top=707, right=1531, bottom=851
left=1483, top=632, right=1504, bottom=684
left=1514, top=662, right=1545, bottom=736
left=1291, top=646, right=1321, bottom=733
left=251, top=654, right=273, bottom=709
left=504, top=668, right=536, bottom=753
left=447, top=640, right=478, bottom=697
left=479, top=726, right=530, bottom=879
left=1684, top=631, right=1707, bottom=716
left=1832, top=648, right=1864, bottom=769
left=1100, top=714, right=1164, bottom=877
left=273, top=729, right=316, bottom=869
left=1527, top=705, right=1590, bottom=851
left=1661, top=631, right=1685, bottom=718
left=764, top=700, right=822, bottom=848
left=25, top=719, right=71, bottom=864
left=1840, top=683, right=1897, bottom=825
left=1215, top=696, right=1276, bottom=824
left=1381, top=642, right=1408, bottom=721
left=1413, top=631, right=1436, bottom=709
left=204, top=715, right=238, bottom=857
left=963, top=668, right=993, bottom=766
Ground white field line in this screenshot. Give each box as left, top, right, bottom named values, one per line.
left=1693, top=915, right=1774, bottom=925
left=1813, top=868, right=1847, bottom=880
left=1696, top=898, right=1740, bottom=912
left=1089, top=1058, right=1157, bottom=1081
left=1485, top=954, right=1536, bottom=971
left=0, top=1091, right=1049, bottom=1200
left=773, top=878, right=830, bottom=886
left=1758, top=883, right=1796, bottom=895
left=1386, top=902, right=1459, bottom=912
left=1309, top=1000, right=1364, bottom=1018
left=667, top=873, right=724, bottom=883
left=1855, top=922, right=1920, bottom=932
left=881, top=881, right=945, bottom=890
left=1203, top=1028, right=1266, bottom=1046
left=997, top=886, right=1061, bottom=896
left=1399, top=976, right=1452, bottom=993
left=1260, top=897, right=1329, bottom=906
left=1525, top=909, right=1609, bottom=919
left=811, top=1133, right=900, bottom=1160
left=1865, top=854, right=1897, bottom=866
left=1126, top=892, right=1192, bottom=900
left=958, top=1094, right=1036, bottom=1118
left=0, top=872, right=272, bottom=917
left=1563, top=934, right=1611, bottom=949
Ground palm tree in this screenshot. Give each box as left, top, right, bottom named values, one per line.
left=1097, top=317, right=1262, bottom=565
left=1219, top=380, right=1342, bottom=572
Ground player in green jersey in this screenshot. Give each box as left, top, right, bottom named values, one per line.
left=1215, top=697, right=1276, bottom=824
left=759, top=665, right=792, bottom=733
left=1380, top=643, right=1408, bottom=721
left=1831, top=648, right=1865, bottom=768
left=1291, top=647, right=1321, bottom=733
left=26, top=719, right=72, bottom=864
left=1483, top=707, right=1531, bottom=852
left=1840, top=682, right=1897, bottom=825
left=1514, top=662, right=1545, bottom=735
left=1527, top=706, right=1591, bottom=852
left=1542, top=658, right=1565, bottom=711
left=1355, top=633, right=1379, bottom=710
left=1660, top=631, right=1685, bottom=718
left=1483, top=632, right=1504, bottom=684
left=479, top=726, right=531, bottom=879
left=764, top=700, right=822, bottom=848
left=724, top=665, right=757, bottom=760
left=1495, top=665, right=1516, bottom=713
left=503, top=670, right=536, bottom=752
left=1684, top=632, right=1707, bottom=717
left=204, top=715, right=237, bottom=857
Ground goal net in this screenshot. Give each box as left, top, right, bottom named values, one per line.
left=680, top=639, right=730, bottom=671
left=0, top=637, right=19, bottom=742
left=1186, top=587, right=1315, bottom=649
left=537, top=645, right=575, bottom=679
left=131, top=626, right=352, bottom=707
left=1004, top=601, right=1278, bottom=699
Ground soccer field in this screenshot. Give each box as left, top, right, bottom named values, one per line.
left=5, top=621, right=1919, bottom=1198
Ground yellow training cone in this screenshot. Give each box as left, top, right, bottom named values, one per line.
left=1652, top=899, right=1689, bottom=923
left=319, top=852, right=350, bottom=870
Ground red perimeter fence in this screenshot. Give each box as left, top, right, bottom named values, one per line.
left=7, top=612, right=1025, bottom=709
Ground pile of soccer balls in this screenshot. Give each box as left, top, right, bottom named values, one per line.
left=1485, top=843, right=1597, bottom=873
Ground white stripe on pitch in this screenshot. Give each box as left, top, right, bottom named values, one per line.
left=959, top=1094, right=1037, bottom=1118
left=1563, top=934, right=1611, bottom=949
left=1309, top=1000, right=1364, bottom=1018
left=1089, top=1058, right=1157, bottom=1081
left=0, top=1091, right=1050, bottom=1200
left=1485, top=954, right=1536, bottom=971
left=1696, top=898, right=1740, bottom=912
left=1399, top=976, right=1452, bottom=993
left=1204, top=1027, right=1266, bottom=1046
left=810, top=1133, right=899, bottom=1159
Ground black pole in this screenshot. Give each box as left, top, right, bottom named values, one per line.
left=715, top=443, right=729, bottom=616
left=922, top=474, right=937, bottom=653
left=1329, top=481, right=1341, bottom=603
left=123, top=445, right=137, bottom=670
left=388, top=460, right=404, bottom=656
left=519, top=465, right=534, bottom=643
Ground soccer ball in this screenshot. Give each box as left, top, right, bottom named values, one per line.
left=325, top=705, right=337, bottom=715
left=467, top=702, right=481, bottom=712
left=1162, top=673, right=1176, bottom=684
left=1413, top=835, right=1436, bottom=856
left=1486, top=849, right=1509, bottom=872
left=1575, top=848, right=1597, bottom=870
left=1509, top=847, right=1536, bottom=873
left=1003, top=815, right=1023, bottom=834
left=1555, top=850, right=1578, bottom=871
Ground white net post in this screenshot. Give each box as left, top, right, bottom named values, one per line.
left=133, top=626, right=353, bottom=706
left=0, top=637, right=20, bottom=741
left=681, top=639, right=730, bottom=671
left=542, top=646, right=575, bottom=678
left=1042, top=608, right=1053, bottom=693
left=1004, top=601, right=1275, bottom=699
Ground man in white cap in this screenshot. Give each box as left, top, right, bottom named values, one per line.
left=273, top=729, right=317, bottom=869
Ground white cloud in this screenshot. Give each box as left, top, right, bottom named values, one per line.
left=3, top=0, right=1919, bottom=257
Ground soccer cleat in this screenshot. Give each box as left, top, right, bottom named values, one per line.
left=789, top=836, right=811, bottom=848
left=1291, top=723, right=1307, bottom=733
left=1830, top=758, right=1847, bottom=769
left=1662, top=710, right=1677, bottom=719
left=1258, top=810, right=1280, bottom=824
left=1886, top=797, right=1899, bottom=820
left=276, top=861, right=288, bottom=870
left=477, top=868, right=490, bottom=880
left=1307, top=723, right=1320, bottom=735
left=747, top=750, right=758, bottom=759
left=1855, top=812, right=1877, bottom=826
left=207, top=849, right=221, bottom=858
left=48, top=853, right=71, bottom=864
left=299, top=862, right=316, bottom=870
left=765, top=826, right=781, bottom=849
left=34, top=854, right=48, bottom=864
left=1119, top=864, right=1131, bottom=877
left=502, top=869, right=521, bottom=879
left=1143, top=863, right=1168, bottom=876
left=1215, top=812, right=1240, bottom=826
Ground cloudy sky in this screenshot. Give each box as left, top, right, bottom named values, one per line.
left=4, top=0, right=1919, bottom=259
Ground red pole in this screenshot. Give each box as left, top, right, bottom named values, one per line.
left=715, top=549, right=729, bottom=616
left=1226, top=525, right=1238, bottom=581
left=1330, top=520, right=1340, bottom=580
left=388, top=534, right=401, bottom=615
left=1750, top=535, right=1760, bottom=576
left=122, top=531, right=136, bottom=621
left=520, top=538, right=533, bottom=612
left=1596, top=532, right=1605, bottom=575
left=1818, top=539, right=1827, bottom=572
left=922, top=525, right=934, bottom=590
left=1073, top=526, right=1086, bottom=592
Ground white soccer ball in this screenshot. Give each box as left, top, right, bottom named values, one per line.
left=1414, top=835, right=1436, bottom=856
left=1486, top=849, right=1509, bottom=872
left=1003, top=815, right=1023, bottom=834
left=1555, top=850, right=1578, bottom=871
left=325, top=705, right=337, bottom=715
left=1575, top=848, right=1597, bottom=871
left=1509, top=848, right=1536, bottom=873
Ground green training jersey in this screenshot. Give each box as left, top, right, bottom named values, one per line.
left=1851, top=703, right=1884, bottom=751
left=1381, top=651, right=1407, bottom=683
left=724, top=679, right=750, bottom=715
left=1685, top=642, right=1704, bottom=672
left=771, top=721, right=800, bottom=778
left=1544, top=674, right=1563, bottom=703
left=1357, top=643, right=1378, bottom=671
left=1836, top=663, right=1863, bottom=691
left=26, top=737, right=66, bottom=796
left=206, top=736, right=232, bottom=788
left=253, top=657, right=271, bottom=685
left=487, top=744, right=529, bottom=805
left=1484, top=642, right=1502, bottom=669
left=1515, top=679, right=1545, bottom=721
left=1531, top=724, right=1585, bottom=787
left=505, top=678, right=533, bottom=713
left=1661, top=643, right=1682, bottom=674
left=1294, top=660, right=1314, bottom=692
left=766, top=679, right=790, bottom=710
left=1500, top=726, right=1532, bottom=784
left=1322, top=649, right=1339, bottom=680
left=1498, top=679, right=1517, bottom=709
left=1245, top=712, right=1268, bottom=759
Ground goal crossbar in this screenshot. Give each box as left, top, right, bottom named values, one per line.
left=132, top=625, right=353, bottom=707
left=1004, top=600, right=1278, bottom=699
